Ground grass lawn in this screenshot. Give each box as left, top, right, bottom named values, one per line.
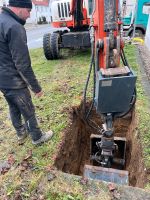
left=0, top=45, right=150, bottom=199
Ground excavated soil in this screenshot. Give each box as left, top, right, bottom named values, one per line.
left=54, top=103, right=146, bottom=188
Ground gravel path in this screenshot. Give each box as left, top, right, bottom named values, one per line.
left=136, top=45, right=150, bottom=102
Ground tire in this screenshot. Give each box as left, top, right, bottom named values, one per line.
left=135, top=29, right=144, bottom=38
left=43, top=33, right=53, bottom=60
left=50, top=32, right=61, bottom=59
left=129, top=29, right=144, bottom=38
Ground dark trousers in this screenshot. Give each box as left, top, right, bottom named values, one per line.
left=0, top=88, right=42, bottom=141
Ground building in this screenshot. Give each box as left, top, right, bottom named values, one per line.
left=0, top=0, right=8, bottom=12
left=0, top=0, right=53, bottom=24
left=0, top=0, right=7, bottom=7
left=145, top=15, right=150, bottom=51
left=144, top=3, right=150, bottom=51
left=121, top=0, right=136, bottom=16
left=27, top=0, right=52, bottom=24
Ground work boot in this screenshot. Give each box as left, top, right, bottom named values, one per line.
left=17, top=132, right=28, bottom=144
left=32, top=130, right=53, bottom=145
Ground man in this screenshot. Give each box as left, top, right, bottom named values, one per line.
left=0, top=0, right=53, bottom=145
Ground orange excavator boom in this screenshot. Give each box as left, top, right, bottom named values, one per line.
left=70, top=0, right=89, bottom=27
left=83, top=0, right=137, bottom=185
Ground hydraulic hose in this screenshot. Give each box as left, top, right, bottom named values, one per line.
left=83, top=38, right=95, bottom=119
left=114, top=88, right=136, bottom=118
left=116, top=48, right=137, bottom=118
left=83, top=27, right=104, bottom=133
left=121, top=48, right=129, bottom=68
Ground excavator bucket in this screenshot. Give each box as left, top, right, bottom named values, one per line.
left=83, top=135, right=129, bottom=185
left=84, top=165, right=129, bottom=185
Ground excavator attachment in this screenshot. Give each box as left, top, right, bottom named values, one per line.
left=82, top=0, right=136, bottom=186
left=83, top=135, right=129, bottom=185
left=84, top=165, right=129, bottom=185
left=83, top=68, right=136, bottom=185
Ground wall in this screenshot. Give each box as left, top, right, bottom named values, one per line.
left=145, top=15, right=150, bottom=51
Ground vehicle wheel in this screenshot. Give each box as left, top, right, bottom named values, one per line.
left=43, top=33, right=53, bottom=60
left=129, top=29, right=144, bottom=38
left=50, top=32, right=61, bottom=59
left=135, top=29, right=144, bottom=38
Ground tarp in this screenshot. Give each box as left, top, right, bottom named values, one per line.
left=32, top=0, right=49, bottom=6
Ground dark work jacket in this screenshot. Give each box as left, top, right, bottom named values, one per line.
left=0, top=7, right=41, bottom=93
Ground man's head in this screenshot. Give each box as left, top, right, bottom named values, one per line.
left=8, top=0, right=32, bottom=21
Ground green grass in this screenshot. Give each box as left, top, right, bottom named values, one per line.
left=125, top=46, right=150, bottom=165
left=124, top=45, right=150, bottom=189
left=0, top=46, right=150, bottom=198
left=0, top=48, right=92, bottom=199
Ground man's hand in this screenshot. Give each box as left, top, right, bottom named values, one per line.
left=35, top=91, right=44, bottom=98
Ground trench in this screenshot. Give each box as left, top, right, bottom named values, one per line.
left=54, top=103, right=146, bottom=188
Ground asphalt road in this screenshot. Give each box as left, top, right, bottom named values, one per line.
left=26, top=24, right=66, bottom=49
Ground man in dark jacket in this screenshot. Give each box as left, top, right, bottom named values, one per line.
left=0, top=0, right=53, bottom=145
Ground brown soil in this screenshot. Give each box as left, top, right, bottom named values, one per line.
left=54, top=103, right=146, bottom=188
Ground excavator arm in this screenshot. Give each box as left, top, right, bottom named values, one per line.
left=83, top=0, right=136, bottom=185
left=70, top=0, right=88, bottom=28
left=70, top=0, right=83, bottom=15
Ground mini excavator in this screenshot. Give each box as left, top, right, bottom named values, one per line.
left=83, top=0, right=136, bottom=185
left=43, top=0, right=92, bottom=60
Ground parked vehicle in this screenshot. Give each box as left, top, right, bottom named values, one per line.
left=122, top=0, right=150, bottom=37
left=43, top=0, right=93, bottom=60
